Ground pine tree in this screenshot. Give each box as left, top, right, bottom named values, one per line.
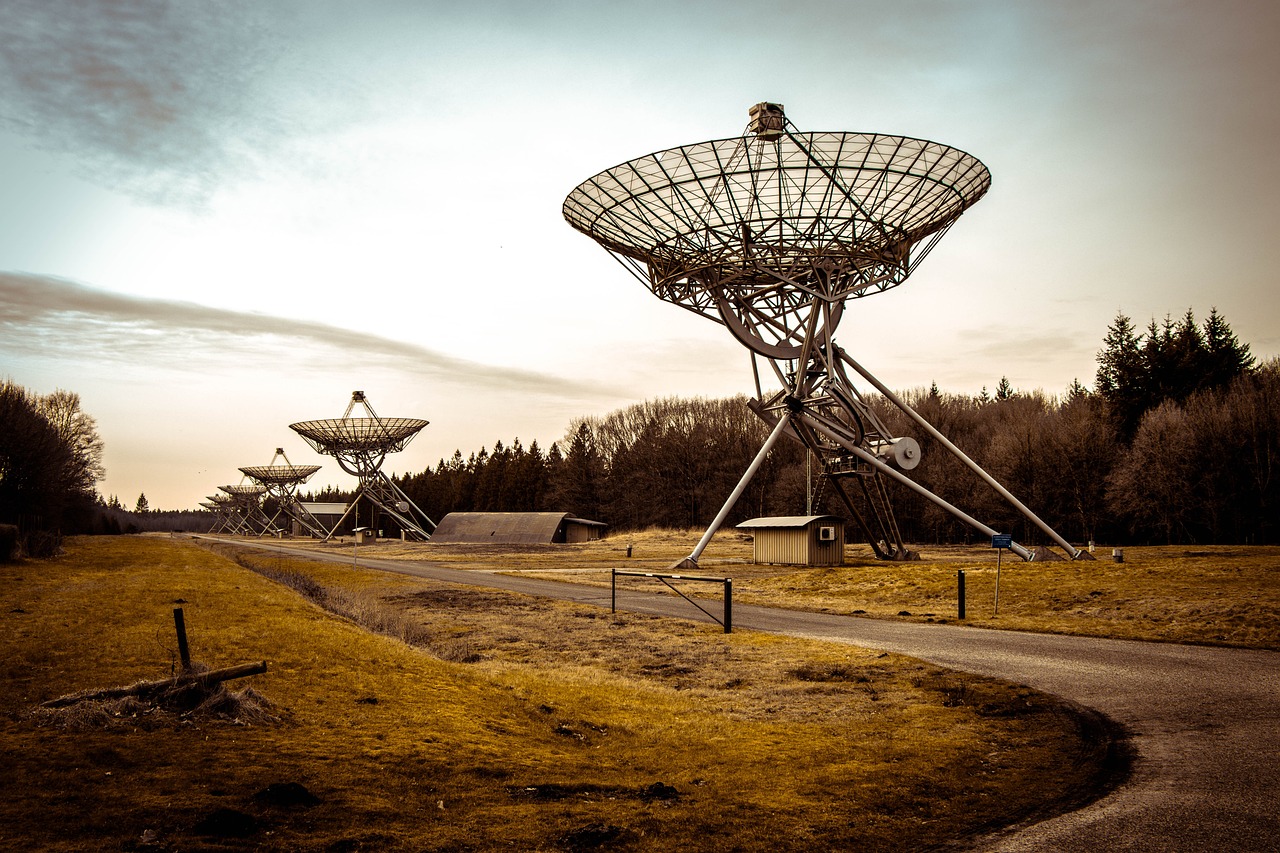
left=135, top=493, right=149, bottom=513
left=1099, top=308, right=1255, bottom=443
left=556, top=422, right=603, bottom=518
left=1096, top=312, right=1148, bottom=441
left=1202, top=307, right=1255, bottom=389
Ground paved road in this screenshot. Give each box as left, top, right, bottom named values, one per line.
left=207, top=538, right=1280, bottom=852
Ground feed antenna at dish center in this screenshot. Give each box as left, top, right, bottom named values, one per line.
left=289, top=391, right=436, bottom=541
left=563, top=102, right=1089, bottom=565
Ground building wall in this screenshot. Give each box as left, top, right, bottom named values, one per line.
left=564, top=522, right=602, bottom=543
left=752, top=523, right=844, bottom=566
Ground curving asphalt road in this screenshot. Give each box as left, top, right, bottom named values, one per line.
left=205, top=537, right=1280, bottom=852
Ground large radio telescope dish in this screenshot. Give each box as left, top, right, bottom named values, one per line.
left=289, top=391, right=436, bottom=541
left=239, top=463, right=322, bottom=486
left=288, top=417, right=428, bottom=461
left=564, top=102, right=991, bottom=359
left=564, top=103, right=1084, bottom=565
left=212, top=483, right=275, bottom=536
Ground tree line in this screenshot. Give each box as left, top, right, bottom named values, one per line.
left=374, top=307, right=1272, bottom=547
left=5, top=306, right=1271, bottom=550
left=375, top=397, right=808, bottom=533
left=0, top=382, right=109, bottom=556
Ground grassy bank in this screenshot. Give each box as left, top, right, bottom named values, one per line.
left=1, top=535, right=1120, bottom=851
left=313, top=532, right=1280, bottom=649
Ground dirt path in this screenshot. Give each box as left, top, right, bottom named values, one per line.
left=205, top=537, right=1280, bottom=852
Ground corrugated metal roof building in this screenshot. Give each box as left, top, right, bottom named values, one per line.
left=736, top=515, right=845, bottom=567
left=430, top=512, right=607, bottom=544
left=297, top=501, right=352, bottom=537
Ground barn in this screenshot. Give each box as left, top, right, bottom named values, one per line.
left=296, top=502, right=351, bottom=537
left=736, top=515, right=845, bottom=567
left=430, top=512, right=607, bottom=544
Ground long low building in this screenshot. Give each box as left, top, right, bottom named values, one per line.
left=430, top=512, right=607, bottom=544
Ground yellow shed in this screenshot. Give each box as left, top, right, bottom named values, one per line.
left=736, top=515, right=845, bottom=567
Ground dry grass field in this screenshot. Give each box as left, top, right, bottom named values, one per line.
left=0, top=534, right=1128, bottom=851
left=284, top=530, right=1280, bottom=650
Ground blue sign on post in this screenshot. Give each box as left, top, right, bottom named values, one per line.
left=991, top=533, right=1013, bottom=549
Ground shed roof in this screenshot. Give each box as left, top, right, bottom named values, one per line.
left=736, top=515, right=842, bottom=530
left=431, top=512, right=605, bottom=544
left=300, top=502, right=349, bottom=515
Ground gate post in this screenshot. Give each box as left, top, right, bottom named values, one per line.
left=724, top=579, right=732, bottom=634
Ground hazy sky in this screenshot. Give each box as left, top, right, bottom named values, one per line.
left=2, top=0, right=1277, bottom=509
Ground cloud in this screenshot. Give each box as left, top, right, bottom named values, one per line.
left=0, top=0, right=284, bottom=208
left=0, top=272, right=613, bottom=399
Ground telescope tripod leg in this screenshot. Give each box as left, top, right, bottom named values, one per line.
left=674, top=410, right=793, bottom=570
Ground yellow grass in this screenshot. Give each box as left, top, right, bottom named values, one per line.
left=298, top=531, right=1280, bottom=649
left=0, top=535, right=1120, bottom=851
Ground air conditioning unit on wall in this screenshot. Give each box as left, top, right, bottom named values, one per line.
left=818, top=526, right=836, bottom=542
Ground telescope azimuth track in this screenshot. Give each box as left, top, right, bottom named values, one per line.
left=565, top=102, right=1084, bottom=564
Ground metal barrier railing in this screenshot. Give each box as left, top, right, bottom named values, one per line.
left=611, top=569, right=733, bottom=633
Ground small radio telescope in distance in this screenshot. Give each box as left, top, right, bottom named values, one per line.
left=217, top=482, right=277, bottom=536
left=564, top=102, right=1087, bottom=566
left=206, top=489, right=254, bottom=536
left=289, top=391, right=436, bottom=541
left=200, top=499, right=228, bottom=534
left=240, top=448, right=328, bottom=538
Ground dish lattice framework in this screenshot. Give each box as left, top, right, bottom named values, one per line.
left=564, top=103, right=1084, bottom=564
left=201, top=498, right=233, bottom=534
left=205, top=488, right=257, bottom=536
left=216, top=482, right=279, bottom=536
left=563, top=102, right=990, bottom=359
left=240, top=448, right=329, bottom=539
left=289, top=391, right=436, bottom=541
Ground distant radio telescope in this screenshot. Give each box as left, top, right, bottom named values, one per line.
left=240, top=448, right=328, bottom=539
left=564, top=102, right=1086, bottom=565
left=289, top=391, right=436, bottom=541
left=217, top=481, right=275, bottom=535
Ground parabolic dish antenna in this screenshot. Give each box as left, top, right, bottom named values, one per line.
left=565, top=103, right=1085, bottom=564
left=289, top=391, right=436, bottom=541
left=199, top=500, right=226, bottom=534
left=218, top=484, right=266, bottom=497
left=563, top=102, right=990, bottom=360
left=239, top=463, right=322, bottom=486
left=216, top=482, right=277, bottom=536
left=240, top=448, right=328, bottom=539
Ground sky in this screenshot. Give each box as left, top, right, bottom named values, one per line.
left=1, top=0, right=1277, bottom=510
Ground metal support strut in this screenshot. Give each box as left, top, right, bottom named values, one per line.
left=675, top=410, right=794, bottom=570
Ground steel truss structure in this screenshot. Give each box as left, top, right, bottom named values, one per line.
left=217, top=483, right=277, bottom=536
left=205, top=491, right=252, bottom=535
left=289, top=391, right=436, bottom=541
left=240, top=448, right=328, bottom=538
left=564, top=102, right=1088, bottom=564
left=201, top=499, right=231, bottom=534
